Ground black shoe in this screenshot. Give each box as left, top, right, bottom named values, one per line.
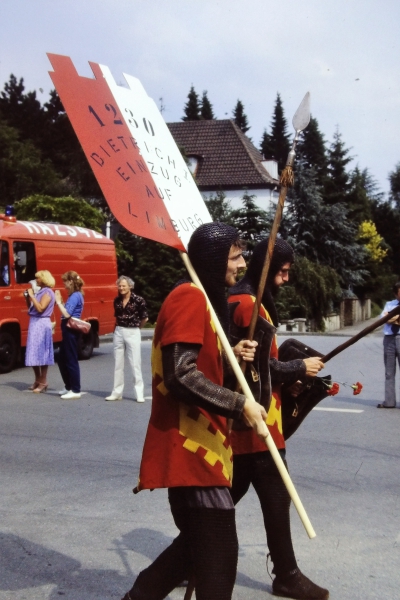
left=272, top=569, right=329, bottom=599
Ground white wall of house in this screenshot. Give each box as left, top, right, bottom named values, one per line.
left=202, top=188, right=279, bottom=212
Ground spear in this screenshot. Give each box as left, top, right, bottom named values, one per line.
left=321, top=304, right=400, bottom=363
left=240, top=93, right=311, bottom=363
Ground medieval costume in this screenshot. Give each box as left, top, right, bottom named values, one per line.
left=228, top=238, right=329, bottom=600
left=121, top=223, right=249, bottom=600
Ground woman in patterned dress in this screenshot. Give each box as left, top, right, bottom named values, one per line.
left=25, top=270, right=56, bottom=393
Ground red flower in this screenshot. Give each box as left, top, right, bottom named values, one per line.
left=352, top=382, right=363, bottom=395
left=327, top=382, right=340, bottom=396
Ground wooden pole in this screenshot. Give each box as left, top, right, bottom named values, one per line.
left=321, top=304, right=400, bottom=363
left=180, top=251, right=316, bottom=540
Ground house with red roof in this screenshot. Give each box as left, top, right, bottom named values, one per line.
left=167, top=119, right=279, bottom=211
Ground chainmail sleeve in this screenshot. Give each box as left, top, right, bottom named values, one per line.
left=270, top=357, right=306, bottom=386
left=162, top=342, right=245, bottom=420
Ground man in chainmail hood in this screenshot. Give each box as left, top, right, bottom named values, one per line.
left=121, top=222, right=267, bottom=600
left=228, top=237, right=329, bottom=600
left=232, top=236, right=294, bottom=327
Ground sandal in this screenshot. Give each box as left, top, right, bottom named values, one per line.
left=28, top=381, right=39, bottom=391
left=32, top=383, right=48, bottom=394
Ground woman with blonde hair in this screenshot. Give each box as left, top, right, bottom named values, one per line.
left=25, top=270, right=56, bottom=393
left=55, top=271, right=85, bottom=399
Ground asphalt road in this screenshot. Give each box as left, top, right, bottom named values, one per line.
left=1, top=332, right=400, bottom=600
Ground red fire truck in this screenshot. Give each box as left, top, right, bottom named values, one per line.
left=0, top=215, right=117, bottom=373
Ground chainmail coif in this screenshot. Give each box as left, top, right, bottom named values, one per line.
left=188, top=222, right=240, bottom=335
left=229, top=237, right=294, bottom=327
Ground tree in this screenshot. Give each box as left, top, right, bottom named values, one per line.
left=200, top=91, right=215, bottom=120
left=182, top=86, right=201, bottom=121
left=14, top=194, right=105, bottom=231
left=346, top=166, right=373, bottom=224
left=389, top=162, right=400, bottom=210
left=204, top=191, right=233, bottom=223
left=324, top=128, right=353, bottom=204
left=260, top=129, right=274, bottom=160
left=0, top=119, right=66, bottom=203
left=275, top=256, right=341, bottom=330
left=357, top=221, right=388, bottom=263
left=232, top=100, right=250, bottom=133
left=260, top=93, right=291, bottom=172
left=0, top=74, right=46, bottom=148
left=283, top=160, right=367, bottom=288
left=296, top=116, right=328, bottom=188
left=230, top=192, right=268, bottom=250
left=371, top=199, right=400, bottom=283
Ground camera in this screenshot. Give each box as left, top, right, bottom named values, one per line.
left=23, top=290, right=30, bottom=298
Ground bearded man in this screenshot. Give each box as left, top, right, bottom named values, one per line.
left=228, top=237, right=329, bottom=600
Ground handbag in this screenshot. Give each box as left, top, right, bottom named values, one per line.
left=66, top=317, right=91, bottom=334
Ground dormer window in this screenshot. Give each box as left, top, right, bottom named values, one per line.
left=187, top=155, right=200, bottom=175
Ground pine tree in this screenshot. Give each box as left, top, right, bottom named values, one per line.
left=324, top=128, right=353, bottom=204
left=262, top=93, right=291, bottom=172
left=200, top=90, right=215, bottom=120
left=260, top=129, right=275, bottom=160
left=230, top=192, right=268, bottom=250
left=346, top=166, right=373, bottom=224
left=297, top=116, right=328, bottom=187
left=182, top=86, right=201, bottom=121
left=204, top=191, right=233, bottom=223
left=0, top=74, right=47, bottom=149
left=389, top=162, right=400, bottom=210
left=0, top=118, right=65, bottom=202
left=232, top=100, right=250, bottom=133
left=371, top=200, right=400, bottom=281
left=284, top=160, right=367, bottom=288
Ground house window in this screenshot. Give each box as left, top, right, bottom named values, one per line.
left=13, top=241, right=37, bottom=284
left=187, top=156, right=200, bottom=175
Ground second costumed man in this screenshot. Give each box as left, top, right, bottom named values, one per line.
left=228, top=237, right=329, bottom=600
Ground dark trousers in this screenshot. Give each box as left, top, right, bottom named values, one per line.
left=58, top=321, right=81, bottom=393
left=127, top=502, right=238, bottom=600
left=230, top=451, right=297, bottom=578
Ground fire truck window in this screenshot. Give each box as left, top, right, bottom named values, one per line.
left=12, top=242, right=37, bottom=284
left=0, top=241, right=10, bottom=286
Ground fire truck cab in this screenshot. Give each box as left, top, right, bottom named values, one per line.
left=0, top=215, right=117, bottom=373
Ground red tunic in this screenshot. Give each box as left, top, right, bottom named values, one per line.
left=138, top=283, right=234, bottom=489
left=228, top=293, right=286, bottom=454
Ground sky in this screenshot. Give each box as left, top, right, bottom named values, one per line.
left=1, top=0, right=399, bottom=196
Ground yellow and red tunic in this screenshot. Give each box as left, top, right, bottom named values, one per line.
left=138, top=283, right=235, bottom=489
left=228, top=293, right=286, bottom=455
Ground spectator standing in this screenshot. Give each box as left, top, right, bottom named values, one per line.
left=106, top=276, right=148, bottom=402
left=377, top=281, right=400, bottom=409
left=55, top=271, right=85, bottom=400
left=25, top=270, right=56, bottom=393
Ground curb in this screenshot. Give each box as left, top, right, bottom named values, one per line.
left=99, top=324, right=382, bottom=344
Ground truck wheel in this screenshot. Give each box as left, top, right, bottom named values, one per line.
left=78, top=328, right=94, bottom=360
left=0, top=332, right=19, bottom=374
